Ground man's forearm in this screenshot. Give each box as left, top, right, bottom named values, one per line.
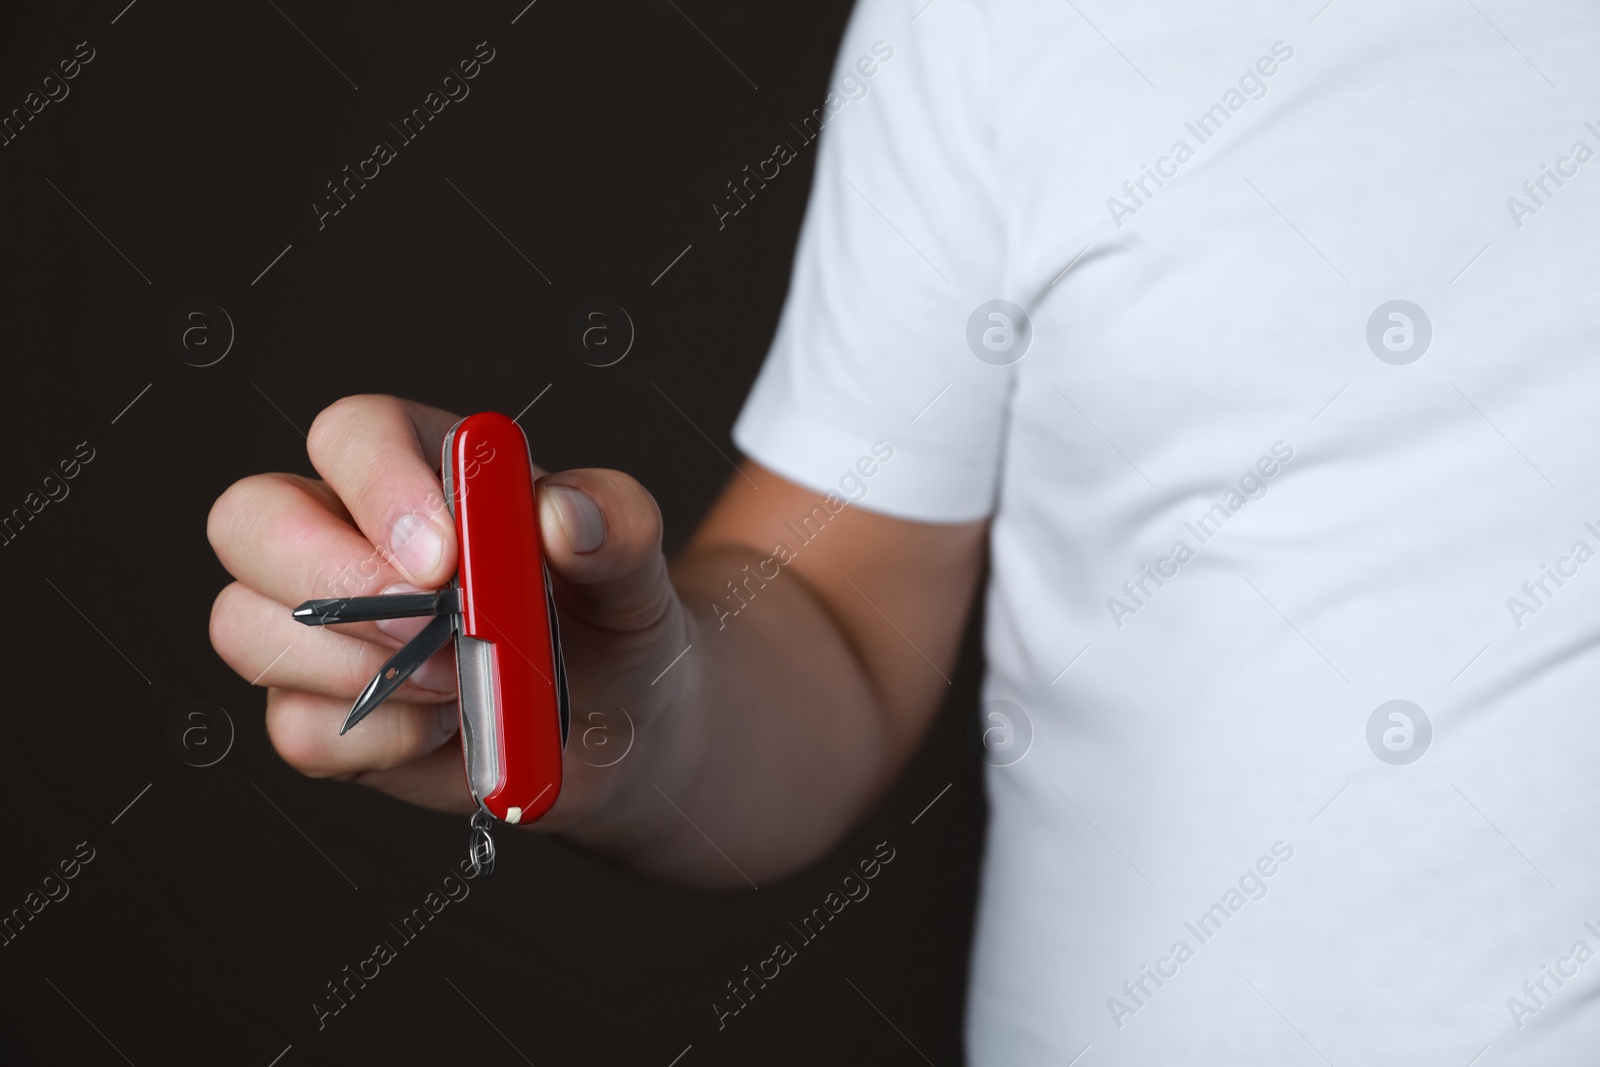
left=568, top=543, right=890, bottom=888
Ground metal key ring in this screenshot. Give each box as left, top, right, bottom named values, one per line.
left=468, top=809, right=497, bottom=877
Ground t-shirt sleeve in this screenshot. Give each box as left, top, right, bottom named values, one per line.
left=731, top=0, right=1011, bottom=524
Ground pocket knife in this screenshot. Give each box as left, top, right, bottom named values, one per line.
left=289, top=412, right=569, bottom=870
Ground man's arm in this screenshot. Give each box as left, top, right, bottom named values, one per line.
left=619, top=459, right=986, bottom=884
left=208, top=395, right=986, bottom=887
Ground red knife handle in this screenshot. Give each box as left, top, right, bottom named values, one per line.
left=443, top=412, right=567, bottom=824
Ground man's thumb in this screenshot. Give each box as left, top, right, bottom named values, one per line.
left=537, top=469, right=673, bottom=634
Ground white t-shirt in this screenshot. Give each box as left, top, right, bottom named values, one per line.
left=734, top=0, right=1600, bottom=1062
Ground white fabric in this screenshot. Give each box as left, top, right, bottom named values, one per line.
left=733, top=0, right=1600, bottom=1062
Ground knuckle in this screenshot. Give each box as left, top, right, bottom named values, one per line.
left=265, top=693, right=337, bottom=778
left=577, top=469, right=664, bottom=558
left=258, top=488, right=322, bottom=559
left=337, top=632, right=384, bottom=695
left=373, top=705, right=433, bottom=771
left=209, top=472, right=302, bottom=560
left=207, top=473, right=269, bottom=553
left=619, top=477, right=665, bottom=552
left=207, top=582, right=246, bottom=659
left=599, top=473, right=665, bottom=572
left=308, top=394, right=394, bottom=460
left=205, top=489, right=235, bottom=553
left=305, top=400, right=351, bottom=460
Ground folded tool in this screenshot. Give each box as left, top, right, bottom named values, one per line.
left=290, top=412, right=569, bottom=873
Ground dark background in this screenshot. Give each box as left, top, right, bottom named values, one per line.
left=0, top=2, right=987, bottom=1064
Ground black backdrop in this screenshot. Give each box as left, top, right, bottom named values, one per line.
left=0, top=2, right=987, bottom=1063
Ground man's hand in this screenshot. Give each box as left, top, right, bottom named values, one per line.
left=208, top=393, right=690, bottom=827
left=208, top=394, right=986, bottom=886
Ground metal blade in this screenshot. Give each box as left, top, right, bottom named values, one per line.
left=547, top=563, right=570, bottom=748
left=340, top=613, right=456, bottom=735
left=292, top=588, right=460, bottom=626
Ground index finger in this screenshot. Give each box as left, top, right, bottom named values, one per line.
left=305, top=395, right=463, bottom=588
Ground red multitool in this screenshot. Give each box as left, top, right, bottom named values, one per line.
left=290, top=412, right=569, bottom=872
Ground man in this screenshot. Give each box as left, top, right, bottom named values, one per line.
left=209, top=0, right=1600, bottom=1060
